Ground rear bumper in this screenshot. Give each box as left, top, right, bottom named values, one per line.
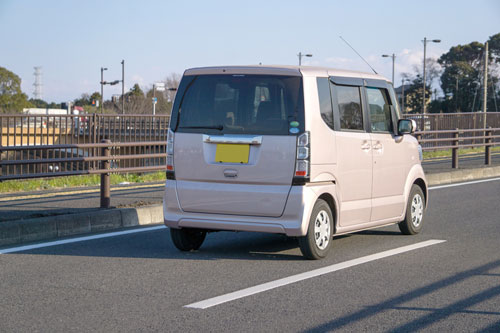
left=163, top=180, right=325, bottom=236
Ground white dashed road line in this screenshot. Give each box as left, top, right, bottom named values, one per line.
left=184, top=239, right=447, bottom=309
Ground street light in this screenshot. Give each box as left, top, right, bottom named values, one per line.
left=100, top=67, right=108, bottom=114
left=298, top=52, right=312, bottom=66
left=100, top=66, right=121, bottom=114
left=382, top=53, right=396, bottom=84
left=422, top=38, right=441, bottom=116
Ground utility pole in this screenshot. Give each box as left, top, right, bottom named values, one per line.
left=423, top=38, right=427, bottom=117
left=401, top=78, right=406, bottom=113
left=153, top=85, right=156, bottom=116
left=483, top=42, right=488, bottom=129
left=422, top=37, right=441, bottom=129
left=121, top=60, right=125, bottom=114
left=100, top=67, right=107, bottom=114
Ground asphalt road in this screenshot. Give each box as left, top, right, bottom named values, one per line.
left=1, top=178, right=499, bottom=332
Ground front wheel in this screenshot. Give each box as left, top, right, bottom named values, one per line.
left=170, top=228, right=207, bottom=251
left=299, top=199, right=334, bottom=260
left=399, top=184, right=425, bottom=235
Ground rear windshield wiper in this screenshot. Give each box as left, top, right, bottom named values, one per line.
left=179, top=125, right=223, bottom=130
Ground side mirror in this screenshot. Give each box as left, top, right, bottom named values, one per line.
left=398, top=119, right=416, bottom=135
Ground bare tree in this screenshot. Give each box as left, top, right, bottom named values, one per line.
left=412, top=58, right=442, bottom=86
left=164, top=73, right=181, bottom=104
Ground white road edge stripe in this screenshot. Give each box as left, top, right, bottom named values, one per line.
left=428, top=177, right=500, bottom=190
left=0, top=225, right=166, bottom=254
left=184, top=239, right=446, bottom=309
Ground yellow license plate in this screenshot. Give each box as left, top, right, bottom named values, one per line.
left=215, top=144, right=250, bottom=163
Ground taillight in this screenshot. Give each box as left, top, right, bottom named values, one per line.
left=293, top=131, right=310, bottom=185
left=166, top=128, right=175, bottom=179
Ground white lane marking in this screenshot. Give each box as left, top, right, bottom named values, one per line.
left=0, top=225, right=166, bottom=254
left=429, top=177, right=500, bottom=190
left=184, top=239, right=447, bottom=309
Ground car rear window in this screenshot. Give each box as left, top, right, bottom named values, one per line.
left=171, top=75, right=304, bottom=135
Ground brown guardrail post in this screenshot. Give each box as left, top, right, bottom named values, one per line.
left=452, top=129, right=459, bottom=169
left=100, top=139, right=111, bottom=209
left=485, top=127, right=492, bottom=166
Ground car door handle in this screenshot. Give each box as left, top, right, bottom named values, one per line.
left=361, top=141, right=371, bottom=151
left=373, top=142, right=383, bottom=150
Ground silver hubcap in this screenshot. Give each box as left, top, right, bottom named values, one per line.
left=314, top=210, right=331, bottom=250
left=411, top=194, right=424, bottom=228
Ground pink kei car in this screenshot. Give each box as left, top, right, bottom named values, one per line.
left=163, top=66, right=427, bottom=259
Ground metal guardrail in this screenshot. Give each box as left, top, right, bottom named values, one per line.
left=0, top=139, right=166, bottom=208
left=403, top=112, right=500, bottom=131
left=415, top=128, right=500, bottom=168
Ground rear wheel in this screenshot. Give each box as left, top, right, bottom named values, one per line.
left=299, top=199, right=334, bottom=260
left=399, top=184, right=425, bottom=235
left=170, top=228, right=207, bottom=251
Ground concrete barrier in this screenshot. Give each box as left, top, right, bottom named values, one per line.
left=0, top=205, right=164, bottom=246
left=1, top=165, right=500, bottom=247
left=426, top=166, right=500, bottom=186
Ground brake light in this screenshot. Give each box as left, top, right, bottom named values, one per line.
left=166, top=128, right=175, bottom=179
left=293, top=132, right=310, bottom=184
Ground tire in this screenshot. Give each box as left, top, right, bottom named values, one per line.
left=299, top=199, right=334, bottom=260
left=170, top=228, right=207, bottom=251
left=399, top=184, right=425, bottom=235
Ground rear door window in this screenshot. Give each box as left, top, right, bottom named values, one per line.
left=335, top=85, right=363, bottom=131
left=174, top=75, right=304, bottom=135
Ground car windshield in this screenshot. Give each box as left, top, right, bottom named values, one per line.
left=173, top=75, right=304, bottom=135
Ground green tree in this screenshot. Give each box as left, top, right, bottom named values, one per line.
left=438, top=35, right=500, bottom=113
left=74, top=93, right=91, bottom=107
left=438, top=42, right=484, bottom=112
left=400, top=74, right=433, bottom=114
left=0, top=66, right=33, bottom=113
left=126, top=83, right=148, bottom=114
left=129, top=84, right=144, bottom=97
left=47, top=102, right=61, bottom=109
left=29, top=98, right=48, bottom=108
left=89, top=92, right=101, bottom=105
left=488, top=33, right=500, bottom=62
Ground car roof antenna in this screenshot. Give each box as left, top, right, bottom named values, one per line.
left=339, top=36, right=378, bottom=75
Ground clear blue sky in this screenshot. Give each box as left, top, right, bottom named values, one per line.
left=1, top=0, right=499, bottom=102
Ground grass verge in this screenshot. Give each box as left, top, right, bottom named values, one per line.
left=423, top=146, right=500, bottom=159
left=0, top=172, right=166, bottom=193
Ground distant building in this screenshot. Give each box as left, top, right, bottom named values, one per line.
left=23, top=106, right=83, bottom=115
left=23, top=108, right=69, bottom=115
